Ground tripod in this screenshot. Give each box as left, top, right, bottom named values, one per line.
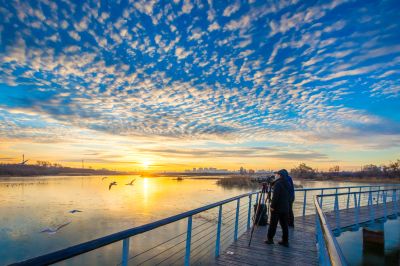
left=248, top=182, right=272, bottom=246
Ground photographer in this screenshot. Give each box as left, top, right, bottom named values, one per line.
left=265, top=170, right=291, bottom=247
left=277, top=169, right=295, bottom=227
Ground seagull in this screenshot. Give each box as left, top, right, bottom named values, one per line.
left=69, top=209, right=82, bottom=214
left=40, top=222, right=71, bottom=235
left=109, top=181, right=117, bottom=190
left=102, top=176, right=108, bottom=181
left=125, top=179, right=136, bottom=185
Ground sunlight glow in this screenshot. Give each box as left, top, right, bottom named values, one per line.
left=141, top=160, right=152, bottom=170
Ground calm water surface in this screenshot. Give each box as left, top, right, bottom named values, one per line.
left=337, top=218, right=400, bottom=265
left=0, top=176, right=371, bottom=265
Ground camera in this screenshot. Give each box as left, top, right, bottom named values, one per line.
left=265, top=175, right=275, bottom=184
left=253, top=175, right=275, bottom=184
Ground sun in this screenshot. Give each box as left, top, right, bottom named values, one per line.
left=141, top=160, right=151, bottom=169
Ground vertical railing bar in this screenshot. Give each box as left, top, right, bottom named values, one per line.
left=368, top=190, right=373, bottom=221
left=334, top=193, right=340, bottom=230
left=184, top=216, right=192, bottom=266
left=122, top=238, right=130, bottom=266
left=353, top=193, right=359, bottom=227
left=393, top=189, right=398, bottom=216
left=320, top=189, right=324, bottom=206
left=383, top=190, right=387, bottom=220
left=215, top=205, right=222, bottom=258
left=358, top=187, right=362, bottom=207
left=377, top=188, right=380, bottom=205
left=247, top=195, right=252, bottom=230
left=234, top=198, right=240, bottom=241
left=346, top=187, right=350, bottom=209
left=303, top=190, right=307, bottom=216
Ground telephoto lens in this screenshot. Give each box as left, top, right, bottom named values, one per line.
left=266, top=175, right=275, bottom=184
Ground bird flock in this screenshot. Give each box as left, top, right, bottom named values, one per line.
left=39, top=176, right=136, bottom=234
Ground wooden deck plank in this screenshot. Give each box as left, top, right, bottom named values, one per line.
left=213, top=200, right=399, bottom=266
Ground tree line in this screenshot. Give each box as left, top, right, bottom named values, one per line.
left=0, top=161, right=121, bottom=177
left=290, top=160, right=400, bottom=179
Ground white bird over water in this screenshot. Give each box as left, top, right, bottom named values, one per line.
left=40, top=222, right=71, bottom=234
left=109, top=181, right=117, bottom=190
left=125, top=179, right=136, bottom=185
left=69, top=209, right=82, bottom=214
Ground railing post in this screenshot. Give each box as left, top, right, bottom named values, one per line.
left=247, top=194, right=252, bottom=230
left=368, top=190, right=374, bottom=221
left=353, top=193, right=359, bottom=226
left=346, top=187, right=350, bottom=209
left=320, top=189, right=324, bottom=206
left=358, top=187, right=362, bottom=207
left=377, top=189, right=380, bottom=205
left=122, top=238, right=130, bottom=266
left=215, top=205, right=222, bottom=258
left=303, top=190, right=307, bottom=216
left=334, top=194, right=340, bottom=230
left=393, top=189, right=398, bottom=216
left=383, top=191, right=387, bottom=220
left=184, top=216, right=192, bottom=266
left=234, top=198, right=240, bottom=241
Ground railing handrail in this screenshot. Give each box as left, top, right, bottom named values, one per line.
left=314, top=196, right=347, bottom=266
left=10, top=191, right=259, bottom=266
left=318, top=188, right=398, bottom=198
left=295, top=184, right=399, bottom=192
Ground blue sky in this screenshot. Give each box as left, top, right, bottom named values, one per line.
left=0, top=0, right=399, bottom=170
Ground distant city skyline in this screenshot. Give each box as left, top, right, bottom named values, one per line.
left=0, top=0, right=399, bottom=171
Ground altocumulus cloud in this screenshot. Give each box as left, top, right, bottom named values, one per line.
left=0, top=0, right=399, bottom=156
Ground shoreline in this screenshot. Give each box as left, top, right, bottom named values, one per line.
left=1, top=174, right=399, bottom=184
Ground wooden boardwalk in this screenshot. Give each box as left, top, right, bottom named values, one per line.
left=214, top=201, right=399, bottom=266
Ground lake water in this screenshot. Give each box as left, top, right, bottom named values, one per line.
left=0, top=175, right=373, bottom=265
left=336, top=217, right=400, bottom=265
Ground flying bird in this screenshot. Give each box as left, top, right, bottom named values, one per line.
left=102, top=176, right=108, bottom=181
left=40, top=222, right=71, bottom=235
left=69, top=209, right=82, bottom=214
left=125, top=179, right=136, bottom=185
left=109, top=181, right=117, bottom=190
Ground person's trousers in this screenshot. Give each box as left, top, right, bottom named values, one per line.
left=288, top=201, right=294, bottom=227
left=267, top=211, right=289, bottom=243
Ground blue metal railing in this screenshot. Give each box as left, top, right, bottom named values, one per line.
left=10, top=184, right=400, bottom=265
left=314, top=187, right=400, bottom=266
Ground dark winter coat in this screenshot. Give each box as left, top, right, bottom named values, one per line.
left=286, top=175, right=295, bottom=202
left=270, top=177, right=290, bottom=213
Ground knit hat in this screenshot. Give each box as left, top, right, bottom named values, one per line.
left=275, top=169, right=289, bottom=178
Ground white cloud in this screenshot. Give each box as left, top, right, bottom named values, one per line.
left=68, top=31, right=81, bottom=41
left=208, top=22, right=220, bottom=31
left=223, top=2, right=240, bottom=17
left=182, top=0, right=193, bottom=14
left=175, top=47, right=191, bottom=59
left=225, top=15, right=250, bottom=31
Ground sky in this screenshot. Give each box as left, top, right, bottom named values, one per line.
left=0, top=0, right=399, bottom=172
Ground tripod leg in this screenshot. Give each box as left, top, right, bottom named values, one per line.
left=248, top=190, right=264, bottom=246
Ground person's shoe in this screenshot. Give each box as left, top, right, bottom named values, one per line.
left=278, top=241, right=289, bottom=247
left=264, top=239, right=274, bottom=244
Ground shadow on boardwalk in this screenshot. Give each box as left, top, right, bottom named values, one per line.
left=214, top=215, right=318, bottom=266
